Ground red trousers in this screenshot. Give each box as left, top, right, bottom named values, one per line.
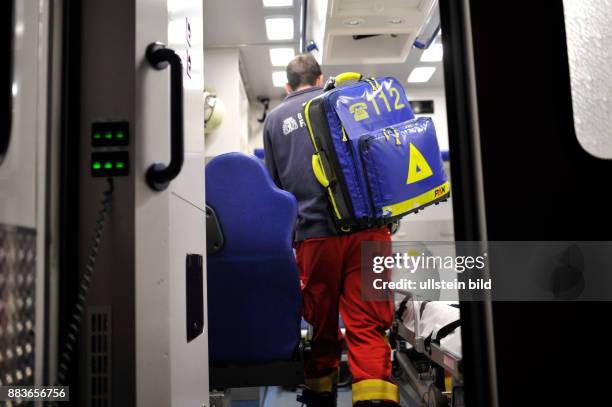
left=296, top=228, right=399, bottom=404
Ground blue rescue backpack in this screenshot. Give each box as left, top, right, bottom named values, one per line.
left=304, top=72, right=450, bottom=232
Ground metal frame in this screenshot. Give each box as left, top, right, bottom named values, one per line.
left=395, top=316, right=462, bottom=381
left=44, top=0, right=66, bottom=388
left=392, top=301, right=463, bottom=407
left=438, top=1, right=498, bottom=406
left=0, top=0, right=56, bottom=391
left=0, top=0, right=14, bottom=166
left=56, top=0, right=82, bottom=392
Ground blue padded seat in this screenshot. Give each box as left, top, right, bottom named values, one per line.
left=206, top=152, right=302, bottom=364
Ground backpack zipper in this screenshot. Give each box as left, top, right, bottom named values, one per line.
left=342, top=126, right=373, bottom=219
left=358, top=135, right=381, bottom=220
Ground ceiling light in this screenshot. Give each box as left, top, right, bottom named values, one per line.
left=420, top=43, right=443, bottom=62
left=272, top=71, right=287, bottom=87
left=263, top=0, right=293, bottom=7
left=343, top=18, right=364, bottom=26
left=388, top=18, right=404, bottom=24
left=265, top=17, right=294, bottom=40
left=269, top=47, right=295, bottom=66
left=407, top=67, right=436, bottom=83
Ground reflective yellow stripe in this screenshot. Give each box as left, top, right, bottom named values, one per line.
left=341, top=127, right=348, bottom=142
left=383, top=181, right=450, bottom=216
left=305, top=370, right=339, bottom=393
left=304, top=99, right=342, bottom=219
left=352, top=379, right=399, bottom=404
left=445, top=374, right=453, bottom=393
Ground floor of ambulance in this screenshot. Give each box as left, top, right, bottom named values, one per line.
left=245, top=386, right=413, bottom=406
left=260, top=386, right=352, bottom=406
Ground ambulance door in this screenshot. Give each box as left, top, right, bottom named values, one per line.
left=0, top=0, right=52, bottom=391
left=440, top=0, right=612, bottom=406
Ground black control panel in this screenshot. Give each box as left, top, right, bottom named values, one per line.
left=91, top=151, right=129, bottom=177
left=90, top=121, right=130, bottom=177
left=91, top=121, right=129, bottom=147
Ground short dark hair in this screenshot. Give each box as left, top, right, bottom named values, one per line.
left=286, top=53, right=322, bottom=91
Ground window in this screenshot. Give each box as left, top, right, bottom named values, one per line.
left=563, top=0, right=612, bottom=158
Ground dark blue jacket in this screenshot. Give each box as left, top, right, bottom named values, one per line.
left=263, top=87, right=337, bottom=242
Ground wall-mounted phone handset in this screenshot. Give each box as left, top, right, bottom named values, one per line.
left=145, top=42, right=185, bottom=191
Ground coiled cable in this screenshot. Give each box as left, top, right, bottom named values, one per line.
left=56, top=177, right=114, bottom=386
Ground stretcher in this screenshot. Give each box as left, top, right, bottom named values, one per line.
left=391, top=294, right=464, bottom=407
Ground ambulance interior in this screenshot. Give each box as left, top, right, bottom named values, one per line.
left=203, top=1, right=460, bottom=405
left=7, top=0, right=607, bottom=406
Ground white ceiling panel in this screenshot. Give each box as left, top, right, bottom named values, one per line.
left=204, top=0, right=301, bottom=46
left=204, top=0, right=444, bottom=102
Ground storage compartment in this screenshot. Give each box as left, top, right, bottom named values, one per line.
left=307, top=0, right=439, bottom=65
left=326, top=33, right=415, bottom=65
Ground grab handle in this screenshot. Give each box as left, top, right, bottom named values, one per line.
left=414, top=25, right=440, bottom=50
left=145, top=42, right=184, bottom=191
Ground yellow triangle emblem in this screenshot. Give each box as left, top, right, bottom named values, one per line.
left=406, top=143, right=433, bottom=184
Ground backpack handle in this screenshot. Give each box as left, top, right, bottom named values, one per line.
left=323, top=72, right=366, bottom=92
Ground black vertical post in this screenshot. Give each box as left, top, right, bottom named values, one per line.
left=439, top=1, right=498, bottom=407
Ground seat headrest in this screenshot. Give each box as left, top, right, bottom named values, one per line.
left=205, top=152, right=297, bottom=256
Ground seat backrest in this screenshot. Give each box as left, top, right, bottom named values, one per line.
left=205, top=152, right=302, bottom=363
left=206, top=152, right=296, bottom=257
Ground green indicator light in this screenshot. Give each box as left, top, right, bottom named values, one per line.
left=92, top=162, right=101, bottom=170
left=105, top=132, right=113, bottom=139
left=93, top=133, right=101, bottom=139
left=116, top=131, right=124, bottom=139
left=116, top=161, right=125, bottom=169
left=104, top=162, right=113, bottom=169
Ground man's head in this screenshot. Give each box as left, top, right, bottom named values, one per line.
left=285, top=53, right=324, bottom=94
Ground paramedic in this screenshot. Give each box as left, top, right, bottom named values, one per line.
left=263, top=54, right=399, bottom=407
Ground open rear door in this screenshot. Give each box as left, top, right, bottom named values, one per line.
left=441, top=1, right=612, bottom=406
left=0, top=0, right=52, bottom=392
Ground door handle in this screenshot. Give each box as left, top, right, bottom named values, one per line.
left=145, top=42, right=184, bottom=191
